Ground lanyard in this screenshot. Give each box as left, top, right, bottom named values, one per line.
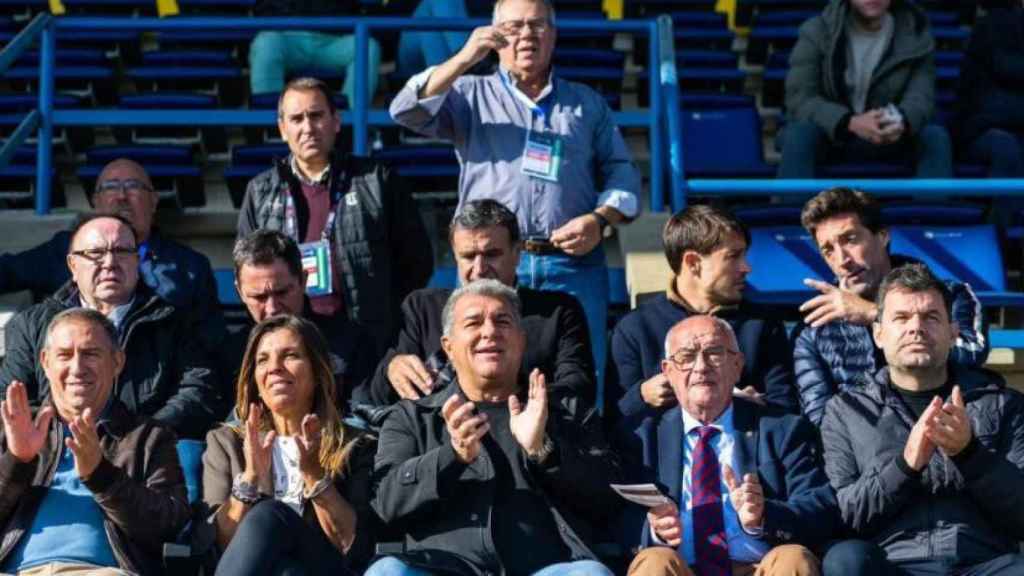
left=283, top=166, right=342, bottom=242
left=499, top=69, right=557, bottom=130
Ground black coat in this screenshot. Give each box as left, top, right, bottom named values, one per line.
left=371, top=378, right=623, bottom=576
left=821, top=367, right=1024, bottom=564
left=0, top=281, right=222, bottom=439
left=366, top=287, right=595, bottom=410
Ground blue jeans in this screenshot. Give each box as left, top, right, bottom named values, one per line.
left=777, top=120, right=953, bottom=178
left=967, top=128, right=1024, bottom=177
left=517, top=248, right=607, bottom=411
left=249, top=30, right=382, bottom=107
left=397, top=0, right=469, bottom=77
left=365, top=556, right=613, bottom=576
left=822, top=539, right=1024, bottom=576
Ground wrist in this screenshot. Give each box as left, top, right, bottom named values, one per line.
left=526, top=435, right=554, bottom=462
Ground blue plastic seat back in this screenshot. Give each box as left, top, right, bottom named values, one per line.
left=888, top=225, right=1006, bottom=292
left=682, top=104, right=771, bottom=176
left=745, top=226, right=831, bottom=300
left=175, top=439, right=205, bottom=505
left=879, top=202, right=986, bottom=226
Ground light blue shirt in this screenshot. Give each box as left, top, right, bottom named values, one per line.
left=2, top=427, right=118, bottom=572
left=674, top=406, right=771, bottom=565
left=390, top=66, right=641, bottom=239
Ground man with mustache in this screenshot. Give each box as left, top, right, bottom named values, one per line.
left=0, top=158, right=223, bottom=349
left=239, top=77, right=434, bottom=354
left=390, top=0, right=641, bottom=392
left=609, top=204, right=798, bottom=430
left=0, top=214, right=221, bottom=439
left=794, top=187, right=987, bottom=427
left=367, top=199, right=594, bottom=411
left=820, top=263, right=1024, bottom=575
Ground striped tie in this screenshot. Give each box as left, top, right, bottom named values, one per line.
left=691, top=426, right=731, bottom=576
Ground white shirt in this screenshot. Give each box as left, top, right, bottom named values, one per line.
left=271, top=436, right=305, bottom=515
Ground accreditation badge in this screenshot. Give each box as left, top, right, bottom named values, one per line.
left=299, top=239, right=333, bottom=297
left=520, top=130, right=563, bottom=182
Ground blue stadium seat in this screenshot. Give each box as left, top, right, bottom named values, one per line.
left=744, top=225, right=831, bottom=304
left=734, top=204, right=803, bottom=226
left=880, top=202, right=986, bottom=226
left=746, top=26, right=799, bottom=65
left=224, top=143, right=289, bottom=208
left=754, top=9, right=816, bottom=26
left=0, top=145, right=64, bottom=209
left=79, top=145, right=205, bottom=208
left=372, top=144, right=460, bottom=193
left=0, top=92, right=92, bottom=151
left=116, top=92, right=227, bottom=152
left=175, top=439, right=205, bottom=505
left=127, top=49, right=245, bottom=106
left=679, top=97, right=775, bottom=177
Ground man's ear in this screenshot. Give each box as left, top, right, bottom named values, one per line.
left=872, top=320, right=884, bottom=349
left=112, top=349, right=126, bottom=379
left=441, top=335, right=452, bottom=358
left=878, top=228, right=890, bottom=251
left=682, top=251, right=702, bottom=277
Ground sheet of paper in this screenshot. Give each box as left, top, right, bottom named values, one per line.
left=610, top=483, right=674, bottom=508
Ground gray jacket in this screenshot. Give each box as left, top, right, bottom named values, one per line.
left=785, top=0, right=936, bottom=141
left=821, top=366, right=1024, bottom=564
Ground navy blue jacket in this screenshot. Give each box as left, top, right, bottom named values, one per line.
left=793, top=257, right=988, bottom=427
left=608, top=292, right=798, bottom=428
left=619, top=398, right=840, bottom=554
left=0, top=229, right=225, bottom=350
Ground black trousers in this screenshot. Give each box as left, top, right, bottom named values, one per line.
left=215, top=499, right=348, bottom=576
left=823, top=539, right=1024, bottom=576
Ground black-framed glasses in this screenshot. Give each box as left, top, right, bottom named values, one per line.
left=667, top=345, right=736, bottom=370
left=94, top=178, right=153, bottom=198
left=69, top=246, right=138, bottom=263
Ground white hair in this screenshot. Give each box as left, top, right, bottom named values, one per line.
left=492, top=0, right=556, bottom=25
left=441, top=279, right=522, bottom=338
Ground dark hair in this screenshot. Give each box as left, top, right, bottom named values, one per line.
left=68, top=213, right=139, bottom=252
left=449, top=199, right=521, bottom=246
left=45, top=307, right=120, bottom=352
left=875, top=263, right=953, bottom=322
left=235, top=315, right=361, bottom=477
left=233, top=230, right=303, bottom=281
left=801, top=187, right=883, bottom=240
left=662, top=204, right=750, bottom=274
left=278, top=77, right=337, bottom=117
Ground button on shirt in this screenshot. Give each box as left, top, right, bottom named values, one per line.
left=667, top=406, right=771, bottom=565
left=390, top=66, right=640, bottom=240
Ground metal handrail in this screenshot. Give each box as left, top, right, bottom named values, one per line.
left=22, top=15, right=667, bottom=215
left=0, top=13, right=49, bottom=193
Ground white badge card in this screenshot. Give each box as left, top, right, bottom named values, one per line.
left=521, top=130, right=562, bottom=182
left=299, top=240, right=333, bottom=297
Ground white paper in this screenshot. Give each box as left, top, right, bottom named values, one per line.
left=610, top=483, right=674, bottom=508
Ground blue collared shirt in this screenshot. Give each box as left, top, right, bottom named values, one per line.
left=672, top=406, right=771, bottom=565
left=391, top=65, right=641, bottom=239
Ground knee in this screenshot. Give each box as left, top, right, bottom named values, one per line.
left=564, top=560, right=614, bottom=576
left=917, top=125, right=952, bottom=152
left=821, top=540, right=885, bottom=576
left=626, top=547, right=692, bottom=576
left=760, top=544, right=820, bottom=576
left=783, top=121, right=824, bottom=151
left=250, top=31, right=285, bottom=63
left=238, top=499, right=295, bottom=533
left=368, top=37, right=382, bottom=64
left=365, top=556, right=412, bottom=576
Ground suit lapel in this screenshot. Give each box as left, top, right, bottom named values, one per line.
left=732, top=400, right=760, bottom=477
left=657, top=408, right=684, bottom=503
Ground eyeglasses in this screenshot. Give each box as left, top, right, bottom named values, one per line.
left=498, top=18, right=550, bottom=35
left=69, top=246, right=138, bottom=263
left=667, top=345, right=736, bottom=370
left=94, top=178, right=153, bottom=198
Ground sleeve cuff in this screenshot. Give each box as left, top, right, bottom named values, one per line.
left=894, top=454, right=923, bottom=479
left=407, top=66, right=448, bottom=115
left=597, top=189, right=638, bottom=219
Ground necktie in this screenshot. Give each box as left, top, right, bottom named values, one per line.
left=692, top=426, right=731, bottom=576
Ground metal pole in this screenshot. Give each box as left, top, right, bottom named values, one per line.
left=648, top=19, right=664, bottom=212
left=36, top=19, right=55, bottom=215
left=353, top=22, right=369, bottom=156
left=657, top=15, right=685, bottom=212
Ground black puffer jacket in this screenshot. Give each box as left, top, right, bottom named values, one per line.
left=821, top=366, right=1024, bottom=564
left=0, top=281, right=222, bottom=439
left=237, top=151, right=434, bottom=353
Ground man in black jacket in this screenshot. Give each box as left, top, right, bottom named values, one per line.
left=0, top=158, right=224, bottom=350
left=238, top=77, right=433, bottom=353
left=369, top=279, right=622, bottom=576
left=223, top=229, right=377, bottom=410
left=821, top=263, right=1024, bottom=575
left=0, top=214, right=221, bottom=439
left=369, top=199, right=594, bottom=410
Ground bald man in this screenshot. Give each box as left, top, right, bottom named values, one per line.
left=0, top=159, right=223, bottom=349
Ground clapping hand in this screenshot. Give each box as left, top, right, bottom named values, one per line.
left=296, top=413, right=324, bottom=480
left=926, top=386, right=973, bottom=458
left=243, top=403, right=275, bottom=485
left=509, top=369, right=549, bottom=458
left=723, top=464, right=764, bottom=533
left=66, top=407, right=103, bottom=479
left=1, top=380, right=54, bottom=464
left=442, top=394, right=489, bottom=464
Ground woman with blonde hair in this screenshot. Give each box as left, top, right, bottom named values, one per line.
left=203, top=315, right=377, bottom=575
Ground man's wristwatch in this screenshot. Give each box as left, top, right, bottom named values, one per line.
left=527, top=435, right=555, bottom=463
left=231, top=473, right=261, bottom=505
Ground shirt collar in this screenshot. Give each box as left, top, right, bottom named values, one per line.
left=80, top=296, right=135, bottom=330
left=665, top=277, right=739, bottom=315
left=498, top=66, right=555, bottom=107
left=289, top=155, right=331, bottom=186
left=681, top=403, right=734, bottom=437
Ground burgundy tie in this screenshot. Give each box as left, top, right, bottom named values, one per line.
left=692, top=426, right=731, bottom=576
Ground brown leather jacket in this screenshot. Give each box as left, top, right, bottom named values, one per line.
left=0, top=400, right=190, bottom=575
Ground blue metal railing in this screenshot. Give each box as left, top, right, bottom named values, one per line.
left=11, top=15, right=668, bottom=215
left=0, top=12, right=49, bottom=203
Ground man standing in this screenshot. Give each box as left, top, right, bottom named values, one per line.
left=0, top=214, right=221, bottom=439
left=622, top=316, right=837, bottom=576
left=609, top=205, right=797, bottom=429
left=369, top=199, right=593, bottom=410
left=391, top=0, right=642, bottom=386
left=0, top=308, right=190, bottom=575
left=794, top=187, right=987, bottom=427
left=821, top=264, right=1024, bottom=574
left=369, top=280, right=622, bottom=576
left=0, top=158, right=223, bottom=347
left=779, top=0, right=952, bottom=178
left=239, top=77, right=433, bottom=351
left=225, top=229, right=377, bottom=409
